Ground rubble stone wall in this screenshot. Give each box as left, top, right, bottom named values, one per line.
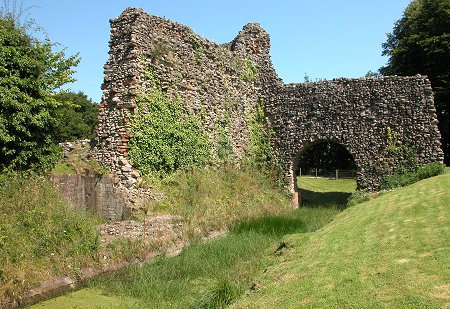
left=95, top=7, right=281, bottom=188
left=266, top=77, right=443, bottom=191
left=96, top=7, right=444, bottom=195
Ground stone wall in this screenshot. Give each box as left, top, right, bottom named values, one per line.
left=96, top=7, right=444, bottom=198
left=95, top=8, right=281, bottom=187
left=266, top=76, right=444, bottom=192
left=49, top=173, right=131, bottom=221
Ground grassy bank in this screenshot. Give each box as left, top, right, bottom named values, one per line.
left=231, top=169, right=450, bottom=308
left=1, top=165, right=295, bottom=306
left=298, top=176, right=356, bottom=207
left=0, top=175, right=101, bottom=303
left=32, top=207, right=341, bottom=309
left=138, top=166, right=293, bottom=238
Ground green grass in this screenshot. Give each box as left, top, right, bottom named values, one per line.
left=298, top=177, right=356, bottom=193
left=31, top=207, right=341, bottom=309
left=231, top=170, right=450, bottom=308
left=0, top=174, right=101, bottom=303
left=298, top=177, right=356, bottom=207
left=137, top=166, right=293, bottom=238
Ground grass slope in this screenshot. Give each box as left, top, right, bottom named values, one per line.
left=231, top=171, right=450, bottom=308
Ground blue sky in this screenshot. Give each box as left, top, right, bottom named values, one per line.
left=27, top=0, right=411, bottom=102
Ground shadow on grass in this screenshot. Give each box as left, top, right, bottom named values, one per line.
left=300, top=188, right=351, bottom=209
left=231, top=216, right=307, bottom=237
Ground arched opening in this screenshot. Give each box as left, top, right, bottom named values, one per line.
left=293, top=140, right=357, bottom=208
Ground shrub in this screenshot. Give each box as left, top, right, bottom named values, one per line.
left=381, top=161, right=446, bottom=190
left=416, top=161, right=446, bottom=180
left=347, top=190, right=371, bottom=206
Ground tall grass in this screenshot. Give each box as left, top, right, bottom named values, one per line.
left=89, top=207, right=340, bottom=309
left=141, top=165, right=292, bottom=238
left=30, top=171, right=344, bottom=309
left=0, top=174, right=100, bottom=302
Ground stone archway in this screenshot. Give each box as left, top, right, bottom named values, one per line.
left=290, top=139, right=357, bottom=206
left=289, top=138, right=358, bottom=205
left=97, top=8, right=444, bottom=198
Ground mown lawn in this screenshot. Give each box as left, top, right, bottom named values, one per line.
left=298, top=176, right=356, bottom=207
left=231, top=170, right=450, bottom=308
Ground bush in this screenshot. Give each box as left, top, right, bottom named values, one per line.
left=381, top=162, right=446, bottom=190
left=0, top=16, right=79, bottom=173
left=347, top=190, right=371, bottom=206
left=416, top=161, right=446, bottom=180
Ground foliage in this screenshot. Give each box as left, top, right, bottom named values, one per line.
left=50, top=141, right=108, bottom=175
left=380, top=0, right=450, bottom=164
left=240, top=58, right=258, bottom=83
left=246, top=105, right=279, bottom=180
left=53, top=91, right=99, bottom=142
left=347, top=190, right=372, bottom=206
left=385, top=126, right=419, bottom=174
left=191, top=37, right=203, bottom=63
left=0, top=16, right=79, bottom=173
left=129, top=68, right=210, bottom=178
left=216, top=126, right=234, bottom=163
left=364, top=70, right=381, bottom=78
left=381, top=161, right=446, bottom=190
left=0, top=174, right=100, bottom=301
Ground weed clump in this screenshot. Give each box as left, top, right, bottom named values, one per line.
left=139, top=165, right=291, bottom=238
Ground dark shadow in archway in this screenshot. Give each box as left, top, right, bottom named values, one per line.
left=299, top=189, right=352, bottom=209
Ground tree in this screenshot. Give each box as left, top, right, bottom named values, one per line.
left=53, top=92, right=98, bottom=142
left=380, top=0, right=450, bottom=165
left=0, top=16, right=79, bottom=172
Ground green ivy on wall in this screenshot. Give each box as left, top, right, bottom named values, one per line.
left=240, top=58, right=258, bottom=83
left=128, top=67, right=211, bottom=178
left=385, top=126, right=418, bottom=174
left=246, top=105, right=279, bottom=180
left=216, top=113, right=234, bottom=163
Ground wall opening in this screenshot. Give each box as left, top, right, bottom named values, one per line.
left=293, top=140, right=357, bottom=208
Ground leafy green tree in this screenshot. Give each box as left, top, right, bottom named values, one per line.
left=380, top=0, right=450, bottom=165
left=53, top=92, right=98, bottom=142
left=0, top=16, right=79, bottom=172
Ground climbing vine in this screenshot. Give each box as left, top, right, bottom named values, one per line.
left=240, top=58, right=258, bottom=83
left=246, top=105, right=279, bottom=180
left=216, top=113, right=234, bottom=163
left=128, top=67, right=210, bottom=178
left=385, top=126, right=418, bottom=174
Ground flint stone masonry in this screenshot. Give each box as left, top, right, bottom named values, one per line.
left=268, top=77, right=443, bottom=194
left=96, top=7, right=444, bottom=199
left=95, top=7, right=280, bottom=187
